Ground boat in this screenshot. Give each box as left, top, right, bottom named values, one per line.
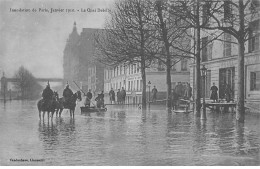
left=80, top=106, right=107, bottom=113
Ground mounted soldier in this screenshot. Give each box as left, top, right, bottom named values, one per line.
left=42, top=81, right=54, bottom=109
left=63, top=82, right=73, bottom=106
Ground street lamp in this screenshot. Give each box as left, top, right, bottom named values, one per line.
left=148, top=81, right=151, bottom=107
left=200, top=65, right=207, bottom=120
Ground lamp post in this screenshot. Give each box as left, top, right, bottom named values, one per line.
left=148, top=81, right=151, bottom=107
left=200, top=65, right=207, bottom=120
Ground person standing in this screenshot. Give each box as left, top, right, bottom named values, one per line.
left=109, top=88, right=115, bottom=104
left=85, top=89, right=93, bottom=107
left=184, top=82, right=192, bottom=100
left=120, top=87, right=126, bottom=104
left=151, top=86, right=158, bottom=102
left=117, top=89, right=121, bottom=104
left=171, top=89, right=179, bottom=110
left=225, top=84, right=233, bottom=103
left=210, top=82, right=218, bottom=102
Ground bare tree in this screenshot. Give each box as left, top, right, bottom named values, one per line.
left=148, top=0, right=192, bottom=109
left=94, top=0, right=158, bottom=109
left=14, top=66, right=42, bottom=99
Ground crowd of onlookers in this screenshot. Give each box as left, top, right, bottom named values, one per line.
left=109, top=87, right=126, bottom=104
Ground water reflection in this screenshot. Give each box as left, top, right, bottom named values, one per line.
left=0, top=101, right=259, bottom=165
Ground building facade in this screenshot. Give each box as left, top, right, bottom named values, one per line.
left=189, top=1, right=260, bottom=110
left=104, top=60, right=190, bottom=104
left=63, top=23, right=105, bottom=93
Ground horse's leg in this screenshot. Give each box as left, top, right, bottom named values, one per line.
left=39, top=111, right=41, bottom=120
left=59, top=109, right=63, bottom=117
left=42, top=111, right=45, bottom=120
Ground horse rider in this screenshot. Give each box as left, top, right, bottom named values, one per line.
left=63, top=83, right=73, bottom=105
left=85, top=89, right=93, bottom=107
left=95, top=91, right=104, bottom=108
left=42, top=81, right=54, bottom=108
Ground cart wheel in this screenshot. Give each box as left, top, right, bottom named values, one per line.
left=104, top=107, right=107, bottom=112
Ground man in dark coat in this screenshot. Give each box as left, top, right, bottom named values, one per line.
left=109, top=88, right=115, bottom=104
left=63, top=84, right=73, bottom=104
left=151, top=86, right=158, bottom=102
left=42, top=82, right=54, bottom=108
left=85, top=89, right=93, bottom=107
left=117, top=89, right=121, bottom=104
left=120, top=87, right=126, bottom=104
left=210, top=82, right=218, bottom=102
left=95, top=91, right=104, bottom=108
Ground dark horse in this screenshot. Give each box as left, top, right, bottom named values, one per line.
left=54, top=91, right=82, bottom=118
left=37, top=94, right=58, bottom=120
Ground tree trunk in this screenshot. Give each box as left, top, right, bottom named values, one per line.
left=236, top=0, right=245, bottom=122
left=156, top=0, right=172, bottom=109
left=236, top=40, right=245, bottom=122
left=141, top=58, right=147, bottom=109
left=195, top=0, right=201, bottom=117
left=166, top=57, right=172, bottom=109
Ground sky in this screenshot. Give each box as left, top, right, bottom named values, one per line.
left=0, top=0, right=114, bottom=78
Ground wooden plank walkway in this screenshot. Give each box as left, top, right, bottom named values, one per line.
left=205, top=102, right=236, bottom=112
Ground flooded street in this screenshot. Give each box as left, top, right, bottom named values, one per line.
left=0, top=100, right=260, bottom=166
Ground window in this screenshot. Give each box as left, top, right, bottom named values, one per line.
left=134, top=64, right=136, bottom=73
left=201, top=37, right=208, bottom=62
left=131, top=65, right=133, bottom=74
left=249, top=20, right=260, bottom=53
left=137, top=80, right=139, bottom=91
left=181, top=60, right=188, bottom=71
left=171, top=61, right=176, bottom=71
left=224, top=0, right=232, bottom=21
left=128, top=81, right=130, bottom=91
left=158, top=60, right=165, bottom=71
left=251, top=0, right=260, bottom=10
left=202, top=2, right=210, bottom=25
left=140, top=80, right=143, bottom=91
left=250, top=71, right=260, bottom=91
left=224, top=33, right=232, bottom=57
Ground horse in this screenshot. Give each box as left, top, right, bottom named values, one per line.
left=53, top=91, right=64, bottom=117
left=54, top=91, right=82, bottom=118
left=37, top=93, right=57, bottom=120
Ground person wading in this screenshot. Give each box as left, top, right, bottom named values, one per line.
left=109, top=88, right=115, bottom=104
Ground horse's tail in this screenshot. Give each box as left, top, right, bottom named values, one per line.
left=37, top=100, right=41, bottom=111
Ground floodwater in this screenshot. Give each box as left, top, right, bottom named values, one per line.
left=0, top=100, right=259, bottom=166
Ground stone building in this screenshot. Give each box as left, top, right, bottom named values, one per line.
left=104, top=59, right=190, bottom=104
left=189, top=1, right=260, bottom=110
left=63, top=23, right=105, bottom=93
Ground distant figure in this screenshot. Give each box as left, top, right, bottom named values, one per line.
left=63, top=83, right=73, bottom=105
left=42, top=82, right=54, bottom=107
left=85, top=89, right=93, bottom=107
left=210, top=82, right=218, bottom=102
left=175, top=82, right=183, bottom=98
left=120, top=87, right=126, bottom=104
left=151, top=86, right=158, bottom=102
left=171, top=89, right=179, bottom=110
left=117, top=89, right=121, bottom=104
left=95, top=91, right=104, bottom=108
left=109, top=88, right=115, bottom=104
left=184, top=83, right=192, bottom=100
left=225, top=84, right=233, bottom=103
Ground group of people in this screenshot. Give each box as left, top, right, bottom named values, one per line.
left=108, top=87, right=126, bottom=104
left=171, top=82, right=192, bottom=109
left=84, top=89, right=105, bottom=108
left=210, top=82, right=233, bottom=103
